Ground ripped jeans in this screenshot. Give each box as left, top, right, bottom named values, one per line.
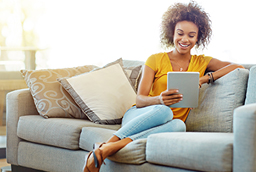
left=113, top=105, right=186, bottom=140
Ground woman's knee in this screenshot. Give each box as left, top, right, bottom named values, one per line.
left=153, top=105, right=173, bottom=123
left=171, top=119, right=186, bottom=132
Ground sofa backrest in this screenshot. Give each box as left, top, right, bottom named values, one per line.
left=124, top=60, right=256, bottom=133
left=245, top=66, right=256, bottom=105
left=186, top=68, right=250, bottom=132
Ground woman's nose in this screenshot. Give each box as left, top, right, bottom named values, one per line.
left=181, top=36, right=189, bottom=42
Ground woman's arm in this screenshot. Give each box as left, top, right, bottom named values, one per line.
left=199, top=58, right=245, bottom=86
left=136, top=65, right=182, bottom=108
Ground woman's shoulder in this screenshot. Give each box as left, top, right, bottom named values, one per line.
left=192, top=54, right=213, bottom=63
left=190, top=54, right=213, bottom=73
left=146, top=52, right=167, bottom=62
left=148, top=52, right=167, bottom=58
left=145, top=52, right=168, bottom=71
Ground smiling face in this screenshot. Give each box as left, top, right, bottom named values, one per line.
left=173, top=21, right=199, bottom=55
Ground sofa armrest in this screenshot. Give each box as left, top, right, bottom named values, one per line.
left=6, top=88, right=39, bottom=165
left=245, top=65, right=256, bottom=104
left=233, top=103, right=256, bottom=172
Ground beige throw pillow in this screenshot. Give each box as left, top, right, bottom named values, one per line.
left=21, top=65, right=97, bottom=118
left=58, top=63, right=136, bottom=124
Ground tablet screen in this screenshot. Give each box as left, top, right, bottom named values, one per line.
left=167, top=72, right=199, bottom=108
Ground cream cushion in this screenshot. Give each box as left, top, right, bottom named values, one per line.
left=59, top=63, right=136, bottom=124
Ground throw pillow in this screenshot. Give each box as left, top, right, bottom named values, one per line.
left=186, top=68, right=249, bottom=132
left=58, top=63, right=136, bottom=124
left=124, top=65, right=142, bottom=92
left=90, top=59, right=142, bottom=92
left=21, top=65, right=97, bottom=119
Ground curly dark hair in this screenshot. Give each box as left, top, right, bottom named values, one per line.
left=160, top=1, right=212, bottom=49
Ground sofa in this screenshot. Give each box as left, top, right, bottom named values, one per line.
left=0, top=71, right=27, bottom=126
left=6, top=59, right=256, bottom=172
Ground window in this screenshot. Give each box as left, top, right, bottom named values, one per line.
left=1, top=0, right=255, bottom=69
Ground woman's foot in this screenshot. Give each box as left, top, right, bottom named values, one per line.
left=98, top=138, right=133, bottom=158
left=83, top=148, right=105, bottom=172
left=83, top=138, right=133, bottom=172
left=93, top=142, right=106, bottom=150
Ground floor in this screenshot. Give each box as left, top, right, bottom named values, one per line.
left=0, top=126, right=11, bottom=170
left=0, top=126, right=6, bottom=136
left=0, top=126, right=6, bottom=150
left=0, top=158, right=10, bottom=169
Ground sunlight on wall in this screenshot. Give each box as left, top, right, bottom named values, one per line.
left=40, top=0, right=255, bottom=68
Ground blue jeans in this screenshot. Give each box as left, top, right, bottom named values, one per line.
left=113, top=105, right=186, bottom=140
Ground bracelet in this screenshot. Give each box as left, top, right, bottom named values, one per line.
left=211, top=73, right=215, bottom=82
left=159, top=93, right=165, bottom=105
left=207, top=73, right=215, bottom=84
left=207, top=73, right=211, bottom=84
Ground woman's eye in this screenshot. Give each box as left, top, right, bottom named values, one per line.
left=178, top=33, right=183, bottom=36
left=189, top=35, right=195, bottom=38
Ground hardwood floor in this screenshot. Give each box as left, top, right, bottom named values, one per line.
left=0, top=126, right=10, bottom=171
left=0, top=158, right=10, bottom=168
left=0, top=126, right=6, bottom=136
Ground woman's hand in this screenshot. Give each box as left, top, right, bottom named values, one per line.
left=159, top=89, right=183, bottom=106
left=199, top=76, right=206, bottom=88
left=136, top=65, right=183, bottom=108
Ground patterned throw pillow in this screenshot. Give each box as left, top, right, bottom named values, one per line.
left=21, top=65, right=97, bottom=118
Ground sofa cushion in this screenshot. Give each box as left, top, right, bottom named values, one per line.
left=80, top=127, right=146, bottom=164
left=186, top=68, right=249, bottom=132
left=21, top=65, right=97, bottom=119
left=245, top=65, right=256, bottom=104
left=146, top=132, right=233, bottom=172
left=108, top=138, right=147, bottom=165
left=18, top=141, right=87, bottom=172
left=17, top=115, right=120, bottom=150
left=58, top=63, right=136, bottom=124
left=79, top=127, right=115, bottom=151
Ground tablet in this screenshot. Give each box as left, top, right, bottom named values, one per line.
left=167, top=72, right=199, bottom=108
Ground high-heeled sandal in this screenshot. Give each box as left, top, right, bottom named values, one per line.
left=92, top=148, right=106, bottom=168
left=83, top=151, right=93, bottom=172
left=83, top=143, right=106, bottom=172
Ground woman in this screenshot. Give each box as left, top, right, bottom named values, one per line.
left=84, top=2, right=244, bottom=172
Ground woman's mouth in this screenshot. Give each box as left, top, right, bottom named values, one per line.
left=179, top=43, right=190, bottom=48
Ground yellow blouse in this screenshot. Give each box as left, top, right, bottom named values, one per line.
left=145, top=52, right=212, bottom=122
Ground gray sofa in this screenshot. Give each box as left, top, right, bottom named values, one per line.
left=6, top=61, right=256, bottom=172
